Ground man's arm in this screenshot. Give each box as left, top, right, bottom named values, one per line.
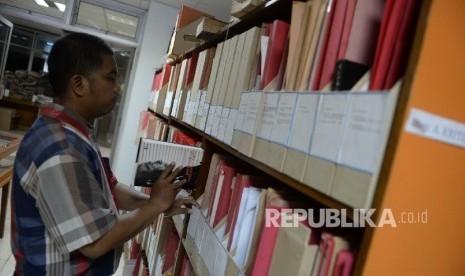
left=115, top=182, right=149, bottom=211
left=78, top=163, right=196, bottom=259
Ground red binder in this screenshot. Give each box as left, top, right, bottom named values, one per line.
left=261, top=20, right=290, bottom=90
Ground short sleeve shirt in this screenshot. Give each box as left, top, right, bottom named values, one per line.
left=11, top=103, right=122, bottom=275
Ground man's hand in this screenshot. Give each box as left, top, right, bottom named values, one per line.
left=164, top=196, right=200, bottom=217
left=149, top=162, right=186, bottom=213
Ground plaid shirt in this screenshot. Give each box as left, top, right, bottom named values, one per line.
left=11, top=103, right=122, bottom=275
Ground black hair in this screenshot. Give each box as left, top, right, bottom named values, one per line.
left=47, top=32, right=114, bottom=97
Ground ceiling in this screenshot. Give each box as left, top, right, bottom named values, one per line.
left=0, top=0, right=232, bottom=47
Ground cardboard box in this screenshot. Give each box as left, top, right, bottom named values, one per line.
left=0, top=107, right=15, bottom=118
left=0, top=107, right=18, bottom=130
left=0, top=116, right=18, bottom=131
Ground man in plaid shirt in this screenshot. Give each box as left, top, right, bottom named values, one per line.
left=11, top=32, right=196, bottom=275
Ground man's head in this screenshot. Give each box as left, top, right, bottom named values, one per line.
left=48, top=32, right=114, bottom=98
left=47, top=32, right=120, bottom=120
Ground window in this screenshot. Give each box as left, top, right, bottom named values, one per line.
left=76, top=1, right=140, bottom=39
left=5, top=27, right=57, bottom=73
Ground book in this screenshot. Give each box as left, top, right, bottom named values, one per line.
left=268, top=219, right=320, bottom=276
left=205, top=40, right=229, bottom=135
left=267, top=92, right=298, bottom=171
left=297, top=0, right=330, bottom=91
left=332, top=250, right=355, bottom=276
left=282, top=93, right=320, bottom=182
left=198, top=43, right=223, bottom=131
left=217, top=34, right=244, bottom=141
left=370, top=0, right=421, bottom=90
left=227, top=27, right=261, bottom=146
left=177, top=53, right=199, bottom=120
left=331, top=84, right=400, bottom=209
left=314, top=0, right=351, bottom=90
left=156, top=64, right=173, bottom=114
left=199, top=154, right=222, bottom=211
left=195, top=17, right=228, bottom=40
left=227, top=175, right=265, bottom=252
left=171, top=58, right=189, bottom=118
left=332, top=59, right=370, bottom=91
left=135, top=138, right=204, bottom=190
left=161, top=224, right=180, bottom=274
left=149, top=71, right=162, bottom=111
left=334, top=0, right=385, bottom=90
left=217, top=32, right=247, bottom=142
left=313, top=232, right=350, bottom=276
left=185, top=49, right=208, bottom=125
left=261, top=20, right=290, bottom=91
left=164, top=64, right=182, bottom=116
left=209, top=161, right=237, bottom=230
left=283, top=1, right=307, bottom=91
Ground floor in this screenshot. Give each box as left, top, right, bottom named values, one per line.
left=0, top=129, right=125, bottom=275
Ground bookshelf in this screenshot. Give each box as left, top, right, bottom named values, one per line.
left=131, top=0, right=462, bottom=275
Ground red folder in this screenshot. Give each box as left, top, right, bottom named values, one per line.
left=316, top=0, right=351, bottom=90
left=227, top=175, right=264, bottom=251
left=250, top=206, right=284, bottom=276
left=162, top=224, right=180, bottom=274
left=225, top=172, right=244, bottom=235
left=152, top=71, right=162, bottom=92
left=185, top=52, right=199, bottom=86
left=211, top=162, right=237, bottom=227
left=370, top=0, right=421, bottom=90
left=162, top=64, right=173, bottom=87
left=201, top=154, right=228, bottom=211
left=337, top=0, right=358, bottom=60
left=383, top=0, right=421, bottom=89
left=331, top=250, right=355, bottom=276
left=345, top=0, right=385, bottom=66
left=311, top=0, right=337, bottom=90
left=261, top=20, right=290, bottom=90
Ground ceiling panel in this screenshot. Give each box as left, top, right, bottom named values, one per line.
left=114, top=0, right=150, bottom=10
left=0, top=0, right=65, bottom=19
left=152, top=0, right=233, bottom=22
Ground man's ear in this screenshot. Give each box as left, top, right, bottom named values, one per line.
left=70, top=75, right=89, bottom=97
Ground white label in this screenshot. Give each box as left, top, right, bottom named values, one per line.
left=199, top=102, right=210, bottom=131
left=288, top=93, right=320, bottom=152
left=406, top=107, right=465, bottom=149
left=212, top=106, right=223, bottom=138
left=164, top=90, right=174, bottom=115
left=205, top=105, right=217, bottom=135
left=338, top=93, right=392, bottom=172
left=195, top=218, right=206, bottom=250
left=212, top=243, right=228, bottom=276
left=270, top=93, right=298, bottom=145
left=243, top=92, right=263, bottom=134
left=310, top=94, right=348, bottom=161
left=218, top=107, right=230, bottom=141
left=187, top=206, right=201, bottom=238
left=235, top=93, right=250, bottom=132
left=256, top=93, right=280, bottom=139
left=225, top=109, right=239, bottom=145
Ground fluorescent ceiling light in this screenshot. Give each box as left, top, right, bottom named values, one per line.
left=34, top=0, right=49, bottom=7
left=54, top=2, right=66, bottom=12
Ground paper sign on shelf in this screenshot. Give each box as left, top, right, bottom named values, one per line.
left=405, top=107, right=465, bottom=149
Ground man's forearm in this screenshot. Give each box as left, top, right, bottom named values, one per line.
left=79, top=200, right=161, bottom=259
left=115, top=183, right=150, bottom=211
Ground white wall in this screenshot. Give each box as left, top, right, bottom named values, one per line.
left=111, top=1, right=178, bottom=185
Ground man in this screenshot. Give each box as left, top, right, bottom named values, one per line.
left=11, top=32, right=196, bottom=275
